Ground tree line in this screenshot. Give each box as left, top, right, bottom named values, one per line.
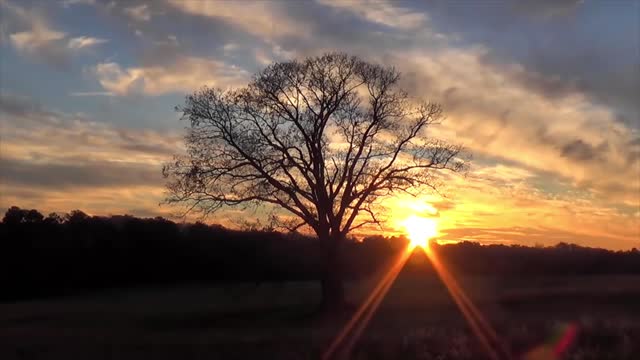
left=2, top=206, right=639, bottom=302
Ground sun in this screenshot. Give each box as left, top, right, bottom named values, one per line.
left=402, top=215, right=438, bottom=249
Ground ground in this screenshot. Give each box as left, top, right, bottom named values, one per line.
left=2, top=267, right=640, bottom=359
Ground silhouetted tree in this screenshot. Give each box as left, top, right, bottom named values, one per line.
left=44, top=212, right=63, bottom=225
left=3, top=206, right=43, bottom=225
left=66, top=209, right=89, bottom=224
left=163, top=53, right=467, bottom=311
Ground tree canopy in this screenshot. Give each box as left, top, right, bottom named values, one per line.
left=163, top=53, right=466, bottom=239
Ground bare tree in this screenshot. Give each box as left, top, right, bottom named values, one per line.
left=163, top=53, right=467, bottom=311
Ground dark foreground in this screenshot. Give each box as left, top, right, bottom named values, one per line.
left=2, top=271, right=640, bottom=360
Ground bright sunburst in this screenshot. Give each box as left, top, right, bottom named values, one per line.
left=402, top=215, right=438, bottom=249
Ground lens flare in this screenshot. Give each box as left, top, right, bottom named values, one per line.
left=402, top=215, right=438, bottom=249
left=324, top=216, right=510, bottom=360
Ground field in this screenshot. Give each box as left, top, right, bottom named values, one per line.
left=2, top=262, right=640, bottom=360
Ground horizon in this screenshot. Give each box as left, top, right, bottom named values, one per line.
left=1, top=0, right=639, bottom=251
left=2, top=204, right=637, bottom=253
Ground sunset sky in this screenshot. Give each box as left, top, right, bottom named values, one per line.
left=1, top=0, right=638, bottom=249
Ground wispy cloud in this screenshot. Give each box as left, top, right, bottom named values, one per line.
left=2, top=0, right=109, bottom=68
left=316, top=0, right=427, bottom=30
left=437, top=225, right=636, bottom=250
left=3, top=0, right=69, bottom=68
left=124, top=4, right=151, bottom=22
left=69, top=91, right=115, bottom=97
left=93, top=56, right=249, bottom=96
left=10, top=29, right=65, bottom=52
left=387, top=47, right=639, bottom=208
left=60, top=0, right=95, bottom=8
left=0, top=93, right=181, bottom=216
left=67, top=36, right=108, bottom=49
left=166, top=0, right=309, bottom=40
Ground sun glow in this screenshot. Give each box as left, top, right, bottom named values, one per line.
left=402, top=215, right=438, bottom=249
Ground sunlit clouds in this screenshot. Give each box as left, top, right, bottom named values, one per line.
left=0, top=94, right=180, bottom=218
left=166, top=0, right=310, bottom=39
left=0, top=0, right=638, bottom=249
left=93, top=57, right=249, bottom=96
left=317, top=0, right=428, bottom=30
left=67, top=36, right=108, bottom=50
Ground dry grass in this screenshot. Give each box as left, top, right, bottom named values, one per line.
left=2, top=274, right=639, bottom=359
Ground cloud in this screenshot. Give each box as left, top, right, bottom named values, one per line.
left=60, top=0, right=95, bottom=8
left=473, top=164, right=535, bottom=183
left=166, top=0, right=309, bottom=40
left=316, top=0, right=427, bottom=30
left=390, top=2, right=638, bottom=132
left=0, top=157, right=161, bottom=189
left=124, top=4, right=151, bottom=22
left=10, top=29, right=65, bottom=52
left=4, top=0, right=69, bottom=68
left=69, top=91, right=115, bottom=97
left=0, top=93, right=56, bottom=118
left=437, top=225, right=636, bottom=250
left=560, top=139, right=607, bottom=162
left=428, top=165, right=639, bottom=249
left=0, top=93, right=183, bottom=163
left=379, top=159, right=639, bottom=249
left=0, top=183, right=170, bottom=220
left=2, top=0, right=109, bottom=68
left=0, top=93, right=182, bottom=217
left=385, top=47, right=639, bottom=208
left=93, top=56, right=249, bottom=96
left=67, top=36, right=108, bottom=49
left=514, top=0, right=584, bottom=19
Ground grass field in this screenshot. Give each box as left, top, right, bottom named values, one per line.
left=2, top=262, right=640, bottom=359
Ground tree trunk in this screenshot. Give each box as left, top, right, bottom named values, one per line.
left=320, top=235, right=346, bottom=313
left=321, top=262, right=345, bottom=312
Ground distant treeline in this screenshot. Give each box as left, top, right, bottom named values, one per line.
left=2, top=206, right=639, bottom=302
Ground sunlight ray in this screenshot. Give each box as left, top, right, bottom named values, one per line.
left=423, top=246, right=510, bottom=360
left=324, top=242, right=510, bottom=360
left=340, top=248, right=413, bottom=357
left=322, top=246, right=413, bottom=360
